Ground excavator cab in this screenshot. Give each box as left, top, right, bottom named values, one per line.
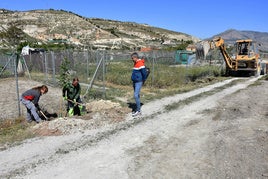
left=236, top=40, right=257, bottom=57
left=234, top=39, right=260, bottom=76
left=237, top=41, right=249, bottom=55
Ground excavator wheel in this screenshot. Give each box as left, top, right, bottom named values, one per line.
left=254, top=69, right=260, bottom=77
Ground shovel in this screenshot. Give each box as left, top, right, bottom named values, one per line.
left=67, top=99, right=86, bottom=106
left=39, top=110, right=49, bottom=120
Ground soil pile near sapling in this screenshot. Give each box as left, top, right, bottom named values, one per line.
left=33, top=99, right=129, bottom=136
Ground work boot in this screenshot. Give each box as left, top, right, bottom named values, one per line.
left=27, top=119, right=33, bottom=123
left=132, top=110, right=142, bottom=117
left=35, top=118, right=42, bottom=123
left=79, top=105, right=86, bottom=115
left=68, top=107, right=74, bottom=117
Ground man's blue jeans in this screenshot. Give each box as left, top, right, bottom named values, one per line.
left=133, top=81, right=143, bottom=112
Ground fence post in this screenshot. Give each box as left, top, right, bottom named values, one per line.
left=152, top=53, right=155, bottom=86
left=44, top=52, right=48, bottom=82
left=15, top=53, right=21, bottom=116
left=102, top=52, right=106, bottom=98
left=86, top=50, right=89, bottom=81
left=51, top=51, right=56, bottom=86
left=83, top=55, right=103, bottom=98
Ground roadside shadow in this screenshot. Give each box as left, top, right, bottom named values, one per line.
left=127, top=102, right=143, bottom=112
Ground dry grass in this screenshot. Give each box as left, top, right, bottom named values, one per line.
left=0, top=117, right=36, bottom=149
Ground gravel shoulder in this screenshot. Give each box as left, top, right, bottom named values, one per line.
left=0, top=76, right=268, bottom=178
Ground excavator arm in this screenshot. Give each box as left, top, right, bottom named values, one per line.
left=211, top=37, right=234, bottom=70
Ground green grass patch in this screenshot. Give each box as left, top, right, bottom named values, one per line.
left=164, top=78, right=243, bottom=112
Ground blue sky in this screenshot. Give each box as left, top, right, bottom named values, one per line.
left=1, top=0, right=267, bottom=39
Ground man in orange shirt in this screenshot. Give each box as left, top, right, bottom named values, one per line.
left=130, top=52, right=148, bottom=117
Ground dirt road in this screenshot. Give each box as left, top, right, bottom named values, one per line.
left=0, top=77, right=268, bottom=178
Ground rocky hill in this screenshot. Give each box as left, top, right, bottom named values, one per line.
left=0, top=9, right=267, bottom=51
left=0, top=9, right=199, bottom=50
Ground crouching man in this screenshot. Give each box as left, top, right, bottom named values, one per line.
left=62, top=77, right=83, bottom=116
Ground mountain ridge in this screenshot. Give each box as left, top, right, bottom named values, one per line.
left=210, top=29, right=268, bottom=51
left=0, top=9, right=198, bottom=50
left=0, top=9, right=267, bottom=51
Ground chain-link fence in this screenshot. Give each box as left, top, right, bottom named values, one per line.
left=0, top=48, right=229, bottom=96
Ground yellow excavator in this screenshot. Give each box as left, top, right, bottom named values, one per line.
left=210, top=37, right=261, bottom=76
